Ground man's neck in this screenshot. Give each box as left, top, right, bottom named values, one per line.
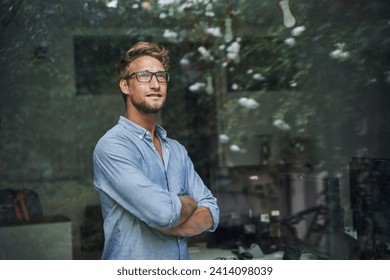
left=125, top=110, right=162, bottom=157
left=125, top=111, right=158, bottom=135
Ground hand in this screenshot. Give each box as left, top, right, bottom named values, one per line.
left=177, top=195, right=197, bottom=226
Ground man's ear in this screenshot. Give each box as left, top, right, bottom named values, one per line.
left=119, top=79, right=130, bottom=94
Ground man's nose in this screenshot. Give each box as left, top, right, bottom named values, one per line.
left=149, top=74, right=160, bottom=88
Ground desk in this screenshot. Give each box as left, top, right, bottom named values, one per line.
left=0, top=216, right=72, bottom=260
left=189, top=243, right=321, bottom=260
left=189, top=243, right=284, bottom=260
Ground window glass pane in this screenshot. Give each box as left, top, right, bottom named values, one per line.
left=1, top=0, right=389, bottom=261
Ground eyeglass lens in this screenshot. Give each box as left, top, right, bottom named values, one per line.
left=135, top=71, right=169, bottom=83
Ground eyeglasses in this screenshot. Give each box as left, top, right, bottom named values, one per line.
left=127, top=70, right=170, bottom=83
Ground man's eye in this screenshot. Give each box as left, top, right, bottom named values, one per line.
left=156, top=72, right=166, bottom=78
left=138, top=72, right=150, bottom=78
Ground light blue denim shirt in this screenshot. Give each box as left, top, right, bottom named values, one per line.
left=93, top=116, right=219, bottom=259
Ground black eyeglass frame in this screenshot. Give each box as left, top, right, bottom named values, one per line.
left=126, top=70, right=170, bottom=83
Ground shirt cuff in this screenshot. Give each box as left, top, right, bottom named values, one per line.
left=164, top=192, right=183, bottom=228
left=198, top=203, right=219, bottom=232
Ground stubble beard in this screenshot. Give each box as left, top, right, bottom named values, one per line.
left=130, top=94, right=166, bottom=114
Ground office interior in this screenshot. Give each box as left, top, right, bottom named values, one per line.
left=1, top=0, right=389, bottom=260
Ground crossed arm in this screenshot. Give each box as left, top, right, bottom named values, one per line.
left=155, top=195, right=214, bottom=237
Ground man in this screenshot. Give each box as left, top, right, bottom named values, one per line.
left=93, top=42, right=219, bottom=259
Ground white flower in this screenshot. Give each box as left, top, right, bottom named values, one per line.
left=159, top=13, right=167, bottom=19
left=291, top=26, right=306, bottom=37
left=227, top=52, right=238, bottom=60
left=252, top=73, right=265, bottom=81
left=273, top=119, right=291, bottom=131
left=330, top=42, right=350, bottom=61
left=158, top=0, right=177, bottom=7
left=330, top=49, right=350, bottom=61
left=178, top=2, right=193, bottom=13
left=335, top=42, right=346, bottom=50
left=163, top=29, right=178, bottom=40
left=227, top=41, right=240, bottom=53
left=189, top=82, right=206, bottom=93
left=238, top=97, right=260, bottom=109
left=205, top=3, right=215, bottom=17
left=179, top=57, right=190, bottom=66
left=106, top=0, right=118, bottom=8
left=247, top=69, right=254, bottom=74
left=219, top=134, right=230, bottom=144
left=206, top=27, right=222, bottom=37
left=330, top=49, right=342, bottom=58
left=231, top=83, right=239, bottom=90
left=230, top=144, right=241, bottom=152
left=198, top=46, right=214, bottom=61
left=284, top=37, right=296, bottom=47
left=226, top=41, right=240, bottom=62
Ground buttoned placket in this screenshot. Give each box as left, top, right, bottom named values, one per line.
left=143, top=131, right=167, bottom=171
left=144, top=132, right=185, bottom=256
left=137, top=129, right=187, bottom=257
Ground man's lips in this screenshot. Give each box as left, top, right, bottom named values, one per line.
left=146, top=93, right=162, bottom=97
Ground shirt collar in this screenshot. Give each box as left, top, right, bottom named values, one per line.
left=118, top=116, right=167, bottom=140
